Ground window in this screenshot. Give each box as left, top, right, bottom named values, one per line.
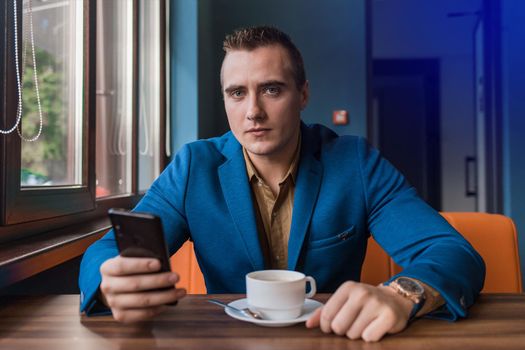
left=1, top=0, right=95, bottom=225
left=20, top=0, right=84, bottom=187
left=95, top=0, right=166, bottom=198
left=0, top=0, right=168, bottom=239
left=95, top=0, right=133, bottom=197
left=138, top=0, right=165, bottom=191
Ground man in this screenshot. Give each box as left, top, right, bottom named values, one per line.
left=79, top=26, right=485, bottom=342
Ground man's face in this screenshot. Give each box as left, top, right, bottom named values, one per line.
left=221, top=44, right=309, bottom=160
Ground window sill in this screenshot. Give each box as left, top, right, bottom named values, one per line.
left=0, top=195, right=142, bottom=289
left=0, top=217, right=111, bottom=290
left=0, top=216, right=111, bottom=289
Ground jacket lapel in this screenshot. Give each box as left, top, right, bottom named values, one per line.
left=218, top=135, right=265, bottom=271
left=288, top=125, right=323, bottom=270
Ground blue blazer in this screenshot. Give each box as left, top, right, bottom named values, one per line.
left=79, top=123, right=485, bottom=319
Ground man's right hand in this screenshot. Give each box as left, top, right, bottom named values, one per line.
left=99, top=256, right=187, bottom=323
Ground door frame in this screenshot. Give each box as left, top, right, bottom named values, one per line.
left=477, top=0, right=503, bottom=213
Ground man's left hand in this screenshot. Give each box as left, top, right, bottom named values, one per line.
left=306, top=281, right=414, bottom=342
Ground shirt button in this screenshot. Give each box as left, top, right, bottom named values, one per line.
left=272, top=212, right=277, bottom=218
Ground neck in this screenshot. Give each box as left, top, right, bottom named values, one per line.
left=248, top=132, right=299, bottom=190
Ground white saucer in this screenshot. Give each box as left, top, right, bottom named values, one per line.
left=224, top=298, right=323, bottom=327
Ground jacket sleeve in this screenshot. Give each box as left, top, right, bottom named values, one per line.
left=356, top=137, right=486, bottom=320
left=78, top=145, right=193, bottom=315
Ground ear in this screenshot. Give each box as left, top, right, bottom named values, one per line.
left=300, top=81, right=310, bottom=110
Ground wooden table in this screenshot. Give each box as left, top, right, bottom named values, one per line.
left=0, top=294, right=524, bottom=350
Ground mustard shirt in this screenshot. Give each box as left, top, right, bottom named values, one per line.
left=243, top=135, right=300, bottom=269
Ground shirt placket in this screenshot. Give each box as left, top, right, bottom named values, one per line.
left=270, top=179, right=290, bottom=269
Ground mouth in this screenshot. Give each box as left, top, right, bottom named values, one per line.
left=246, top=128, right=271, bottom=136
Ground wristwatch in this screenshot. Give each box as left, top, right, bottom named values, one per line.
left=385, top=277, right=426, bottom=320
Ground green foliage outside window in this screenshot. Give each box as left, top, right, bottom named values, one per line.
left=20, top=46, right=66, bottom=185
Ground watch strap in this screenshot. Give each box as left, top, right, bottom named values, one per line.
left=408, top=295, right=426, bottom=321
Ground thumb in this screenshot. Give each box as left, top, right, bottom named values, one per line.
left=305, top=306, right=323, bottom=328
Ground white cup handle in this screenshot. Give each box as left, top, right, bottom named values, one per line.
left=305, top=276, right=317, bottom=298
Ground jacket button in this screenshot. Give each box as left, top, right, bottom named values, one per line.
left=460, top=296, right=466, bottom=308
left=338, top=231, right=350, bottom=240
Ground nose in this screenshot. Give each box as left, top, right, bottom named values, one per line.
left=246, top=94, right=265, bottom=122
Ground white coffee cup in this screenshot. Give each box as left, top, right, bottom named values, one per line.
left=246, top=270, right=317, bottom=320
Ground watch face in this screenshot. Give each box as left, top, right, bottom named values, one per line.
left=397, top=277, right=425, bottom=295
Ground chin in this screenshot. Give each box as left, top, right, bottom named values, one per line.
left=245, top=143, right=278, bottom=156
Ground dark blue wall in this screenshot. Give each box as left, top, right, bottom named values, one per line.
left=169, top=0, right=199, bottom=153
left=502, top=0, right=525, bottom=283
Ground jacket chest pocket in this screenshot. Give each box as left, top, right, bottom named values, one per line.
left=308, top=225, right=356, bottom=250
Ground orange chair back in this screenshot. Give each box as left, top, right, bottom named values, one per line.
left=362, top=212, right=523, bottom=293
left=171, top=212, right=522, bottom=294
left=439, top=212, right=522, bottom=293
left=170, top=241, right=206, bottom=294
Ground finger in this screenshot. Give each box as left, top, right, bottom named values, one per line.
left=361, top=314, right=394, bottom=343
left=346, top=302, right=379, bottom=340
left=106, top=287, right=186, bottom=309
left=101, top=256, right=161, bottom=277
left=112, top=305, right=166, bottom=323
left=319, top=282, right=356, bottom=333
left=330, top=297, right=364, bottom=336
left=305, top=307, right=322, bottom=328
left=101, top=271, right=180, bottom=294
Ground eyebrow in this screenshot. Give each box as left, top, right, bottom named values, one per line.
left=223, top=80, right=287, bottom=95
left=259, top=80, right=287, bottom=89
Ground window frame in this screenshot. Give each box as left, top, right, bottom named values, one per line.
left=1, top=0, right=96, bottom=225
left=0, top=0, right=168, bottom=242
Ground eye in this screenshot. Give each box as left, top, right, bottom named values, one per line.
left=229, top=89, right=245, bottom=98
left=263, top=86, right=281, bottom=96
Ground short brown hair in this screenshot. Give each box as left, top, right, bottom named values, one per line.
left=222, top=26, right=306, bottom=89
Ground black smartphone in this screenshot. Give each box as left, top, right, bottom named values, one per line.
left=108, top=208, right=172, bottom=273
